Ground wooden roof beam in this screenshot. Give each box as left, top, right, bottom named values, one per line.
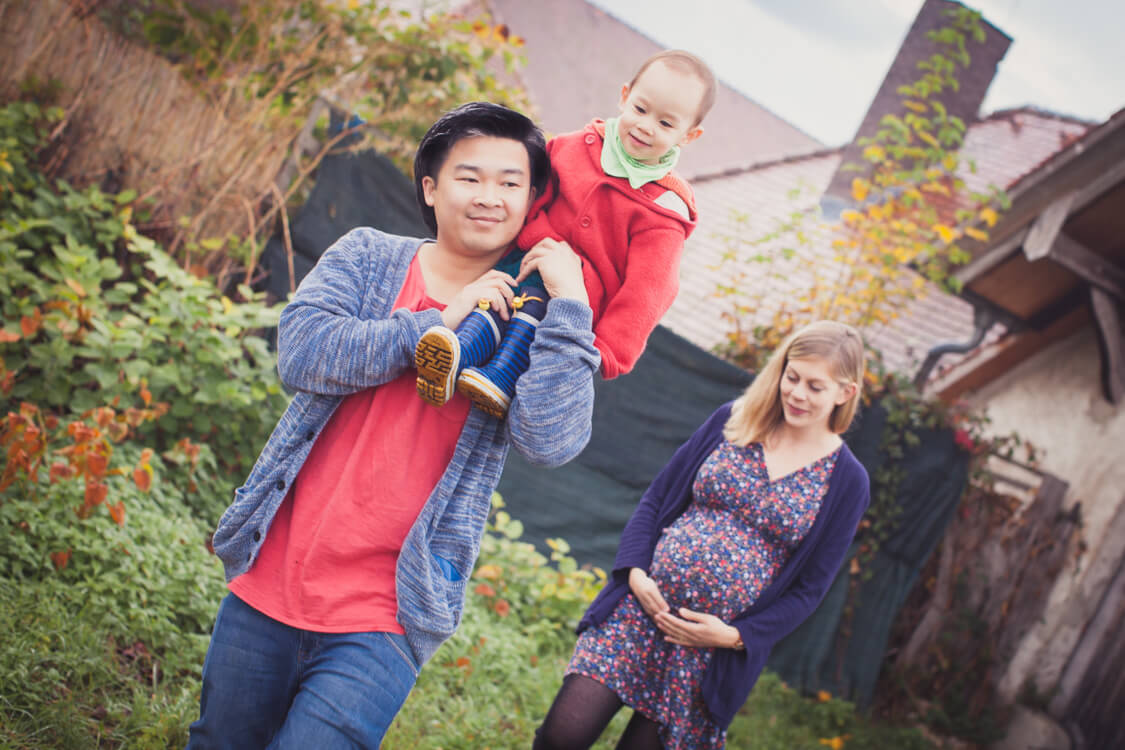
left=1092, top=287, right=1125, bottom=404
left=1049, top=233, right=1125, bottom=302
left=956, top=142, right=1125, bottom=286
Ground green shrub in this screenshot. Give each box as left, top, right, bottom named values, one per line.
left=0, top=403, right=226, bottom=670
left=0, top=100, right=288, bottom=481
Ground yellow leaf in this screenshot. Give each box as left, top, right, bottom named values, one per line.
left=65, top=278, right=87, bottom=298
left=475, top=564, right=502, bottom=580
left=964, top=226, right=989, bottom=242
left=851, top=178, right=869, bottom=203
left=903, top=100, right=928, bottom=113
left=221, top=296, right=234, bottom=315
left=918, top=131, right=940, bottom=148
left=979, top=206, right=999, bottom=227
left=840, top=209, right=861, bottom=225
left=862, top=145, right=885, bottom=162
left=933, top=224, right=957, bottom=244
left=942, top=153, right=958, bottom=171
left=921, top=181, right=950, bottom=196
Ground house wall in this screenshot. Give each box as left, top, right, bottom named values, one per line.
left=966, top=323, right=1125, bottom=703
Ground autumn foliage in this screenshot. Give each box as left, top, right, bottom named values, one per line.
left=716, top=6, right=1008, bottom=370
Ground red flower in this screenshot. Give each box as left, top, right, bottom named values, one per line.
left=953, top=429, right=976, bottom=454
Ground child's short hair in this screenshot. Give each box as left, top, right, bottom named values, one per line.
left=723, top=320, right=866, bottom=446
left=629, top=50, right=717, bottom=126
left=413, top=102, right=550, bottom=234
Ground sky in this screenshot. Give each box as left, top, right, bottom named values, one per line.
left=589, top=0, right=1125, bottom=146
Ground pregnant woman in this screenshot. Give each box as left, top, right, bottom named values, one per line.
left=533, top=320, right=871, bottom=749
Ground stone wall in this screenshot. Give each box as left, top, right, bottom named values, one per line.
left=967, top=324, right=1125, bottom=704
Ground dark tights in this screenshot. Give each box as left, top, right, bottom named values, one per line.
left=532, top=674, right=663, bottom=750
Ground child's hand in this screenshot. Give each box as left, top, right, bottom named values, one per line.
left=517, top=238, right=589, bottom=306
left=440, top=269, right=517, bottom=329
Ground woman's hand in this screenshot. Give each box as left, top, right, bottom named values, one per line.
left=654, top=607, right=743, bottom=650
left=440, top=269, right=518, bottom=329
left=628, top=568, right=670, bottom=618
left=516, top=238, right=589, bottom=306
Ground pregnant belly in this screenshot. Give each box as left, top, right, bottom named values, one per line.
left=649, top=514, right=773, bottom=618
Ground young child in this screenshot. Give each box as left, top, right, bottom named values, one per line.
left=415, top=49, right=716, bottom=418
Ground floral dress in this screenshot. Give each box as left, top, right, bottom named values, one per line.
left=568, top=440, right=838, bottom=749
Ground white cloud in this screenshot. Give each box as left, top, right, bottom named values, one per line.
left=593, top=0, right=1125, bottom=142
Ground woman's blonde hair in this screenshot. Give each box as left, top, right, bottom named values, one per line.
left=723, top=320, right=865, bottom=446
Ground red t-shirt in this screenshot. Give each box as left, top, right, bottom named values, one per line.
left=230, top=255, right=471, bottom=632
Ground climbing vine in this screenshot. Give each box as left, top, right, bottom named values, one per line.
left=714, top=5, right=1009, bottom=366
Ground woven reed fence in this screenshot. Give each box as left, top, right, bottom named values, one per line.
left=0, top=0, right=290, bottom=276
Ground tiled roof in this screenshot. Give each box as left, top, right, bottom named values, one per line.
left=661, top=108, right=1097, bottom=377
left=462, top=0, right=823, bottom=178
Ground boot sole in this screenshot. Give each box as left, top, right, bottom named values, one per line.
left=415, top=328, right=460, bottom=407
left=457, top=369, right=511, bottom=419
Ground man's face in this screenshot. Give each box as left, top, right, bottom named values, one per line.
left=422, top=135, right=534, bottom=259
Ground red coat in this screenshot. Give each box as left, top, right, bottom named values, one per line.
left=518, top=120, right=697, bottom=378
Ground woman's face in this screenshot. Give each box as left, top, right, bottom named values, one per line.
left=778, top=356, right=855, bottom=431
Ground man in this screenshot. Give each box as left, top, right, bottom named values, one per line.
left=188, top=103, right=599, bottom=749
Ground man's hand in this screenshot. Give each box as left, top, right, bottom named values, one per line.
left=628, top=568, right=670, bottom=618
left=440, top=269, right=518, bottom=329
left=654, top=607, right=743, bottom=650
left=516, top=238, right=589, bottom=306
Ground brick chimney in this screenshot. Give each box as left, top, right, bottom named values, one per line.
left=821, top=0, right=1011, bottom=215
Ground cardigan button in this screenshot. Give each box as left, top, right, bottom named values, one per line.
left=580, top=216, right=592, bottom=228
left=305, top=430, right=315, bottom=441
left=253, top=530, right=261, bottom=542
left=584, top=134, right=596, bottom=144
left=275, top=479, right=286, bottom=491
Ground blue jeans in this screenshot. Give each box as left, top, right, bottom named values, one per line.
left=187, top=593, right=419, bottom=749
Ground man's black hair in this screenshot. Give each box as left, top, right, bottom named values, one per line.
left=413, top=102, right=549, bottom=234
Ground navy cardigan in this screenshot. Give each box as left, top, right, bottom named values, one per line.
left=577, top=402, right=870, bottom=729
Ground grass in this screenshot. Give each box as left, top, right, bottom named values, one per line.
left=1, top=501, right=938, bottom=749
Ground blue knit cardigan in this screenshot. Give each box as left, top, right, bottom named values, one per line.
left=211, top=227, right=601, bottom=665
left=577, top=402, right=870, bottom=729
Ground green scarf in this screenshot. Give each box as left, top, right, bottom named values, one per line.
left=601, top=118, right=679, bottom=189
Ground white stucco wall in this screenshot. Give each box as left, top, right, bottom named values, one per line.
left=964, top=323, right=1125, bottom=702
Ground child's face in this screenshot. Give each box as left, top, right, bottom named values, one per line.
left=617, top=61, right=706, bottom=165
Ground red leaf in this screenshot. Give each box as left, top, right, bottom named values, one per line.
left=49, top=462, right=74, bottom=484
left=493, top=599, right=511, bottom=618
left=133, top=465, right=152, bottom=492
left=473, top=583, right=496, bottom=597
left=50, top=549, right=71, bottom=570
left=140, top=382, right=152, bottom=407
left=108, top=501, right=126, bottom=526
left=84, top=481, right=107, bottom=508
left=20, top=308, right=42, bottom=337
left=92, top=407, right=114, bottom=428
left=86, top=452, right=108, bottom=479
left=0, top=329, right=19, bottom=343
